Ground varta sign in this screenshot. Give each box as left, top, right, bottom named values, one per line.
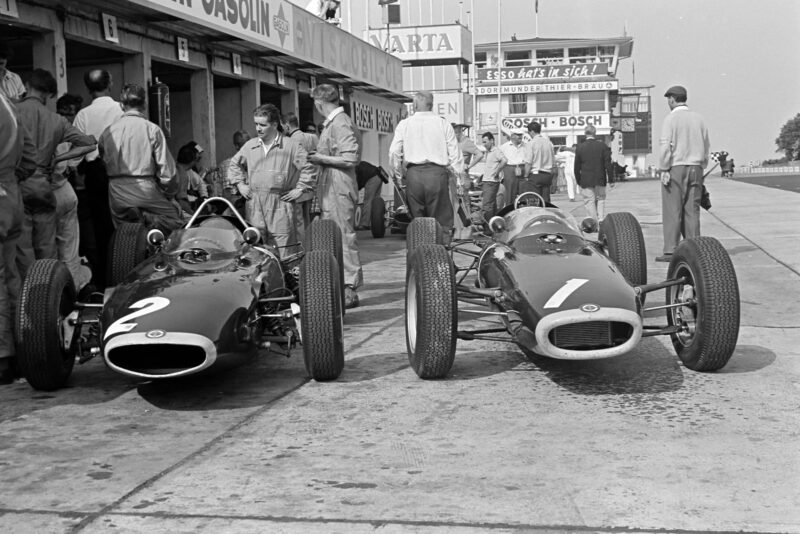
left=365, top=24, right=472, bottom=65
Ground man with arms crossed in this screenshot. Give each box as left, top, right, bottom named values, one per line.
left=228, top=104, right=315, bottom=257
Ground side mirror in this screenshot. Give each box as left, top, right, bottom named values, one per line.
left=581, top=217, right=598, bottom=234
left=489, top=216, right=507, bottom=234
left=243, top=227, right=261, bottom=245
left=147, top=229, right=165, bottom=247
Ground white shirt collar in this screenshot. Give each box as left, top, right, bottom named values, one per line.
left=323, top=106, right=345, bottom=126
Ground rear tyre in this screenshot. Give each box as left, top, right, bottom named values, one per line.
left=370, top=196, right=387, bottom=238
left=307, top=219, right=345, bottom=314
left=405, top=244, right=457, bottom=379
left=300, top=250, right=344, bottom=381
left=15, top=259, right=77, bottom=391
left=599, top=212, right=647, bottom=287
left=406, top=217, right=443, bottom=255
left=666, top=237, right=740, bottom=371
left=107, top=222, right=148, bottom=286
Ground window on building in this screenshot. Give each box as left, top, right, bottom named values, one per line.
left=536, top=92, right=569, bottom=113
left=568, top=46, right=598, bottom=64
left=549, top=136, right=567, bottom=149
left=505, top=50, right=531, bottom=67
left=578, top=91, right=606, bottom=112
left=509, top=94, right=527, bottom=114
left=535, top=48, right=564, bottom=65
left=475, top=51, right=487, bottom=68
left=598, top=45, right=616, bottom=65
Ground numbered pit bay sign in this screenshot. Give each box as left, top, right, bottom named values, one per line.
left=276, top=66, right=285, bottom=86
left=0, top=0, right=19, bottom=18
left=101, top=13, right=119, bottom=44
left=232, top=53, right=242, bottom=75
left=176, top=37, right=189, bottom=63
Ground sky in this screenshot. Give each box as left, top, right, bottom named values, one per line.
left=462, top=0, right=800, bottom=165
left=305, top=0, right=800, bottom=166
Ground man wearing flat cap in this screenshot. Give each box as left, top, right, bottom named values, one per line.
left=656, top=85, right=710, bottom=262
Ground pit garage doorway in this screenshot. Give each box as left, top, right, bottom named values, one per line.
left=1, top=26, right=38, bottom=86
left=151, top=60, right=194, bottom=156
left=214, top=74, right=246, bottom=166
left=64, top=39, right=126, bottom=108
left=298, top=92, right=317, bottom=133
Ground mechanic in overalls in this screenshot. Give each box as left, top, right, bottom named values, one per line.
left=227, top=103, right=316, bottom=257
left=0, top=94, right=37, bottom=384
left=98, top=84, right=183, bottom=233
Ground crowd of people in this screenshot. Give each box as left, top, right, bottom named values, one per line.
left=0, top=67, right=709, bottom=385
left=0, top=66, right=373, bottom=383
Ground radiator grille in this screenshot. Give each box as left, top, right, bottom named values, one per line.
left=549, top=321, right=632, bottom=350
left=107, top=344, right=207, bottom=375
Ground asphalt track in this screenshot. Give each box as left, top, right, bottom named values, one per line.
left=0, top=175, right=799, bottom=533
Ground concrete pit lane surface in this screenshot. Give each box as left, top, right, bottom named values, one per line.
left=1, top=176, right=799, bottom=533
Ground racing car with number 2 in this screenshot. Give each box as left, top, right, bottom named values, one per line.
left=15, top=197, right=346, bottom=391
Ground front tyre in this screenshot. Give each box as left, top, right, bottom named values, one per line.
left=307, top=219, right=345, bottom=314
left=370, top=196, right=387, bottom=238
left=15, top=259, right=77, bottom=391
left=107, top=222, right=148, bottom=286
left=405, top=244, right=457, bottom=378
left=666, top=237, right=740, bottom=371
left=406, top=217, right=443, bottom=255
left=300, top=250, right=344, bottom=381
left=599, top=212, right=647, bottom=287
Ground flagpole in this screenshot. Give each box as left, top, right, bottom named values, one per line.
left=496, top=0, right=502, bottom=139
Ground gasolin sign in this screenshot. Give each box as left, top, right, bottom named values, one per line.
left=365, top=24, right=472, bottom=65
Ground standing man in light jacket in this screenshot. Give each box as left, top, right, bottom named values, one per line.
left=656, top=85, right=710, bottom=262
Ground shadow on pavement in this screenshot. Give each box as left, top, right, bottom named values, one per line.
left=338, top=351, right=409, bottom=382
left=448, top=350, right=525, bottom=380
left=523, top=338, right=685, bottom=395
left=0, top=359, right=140, bottom=423
left=136, top=349, right=307, bottom=411
left=344, top=306, right=404, bottom=325
left=717, top=344, right=776, bottom=373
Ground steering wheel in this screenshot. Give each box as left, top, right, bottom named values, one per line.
left=514, top=192, right=546, bottom=210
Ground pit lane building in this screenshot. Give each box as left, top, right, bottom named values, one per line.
left=1, top=0, right=408, bottom=168
left=472, top=36, right=653, bottom=172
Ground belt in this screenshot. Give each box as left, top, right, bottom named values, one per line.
left=407, top=162, right=445, bottom=169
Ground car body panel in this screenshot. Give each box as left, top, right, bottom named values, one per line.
left=469, top=207, right=643, bottom=360
left=100, top=221, right=286, bottom=379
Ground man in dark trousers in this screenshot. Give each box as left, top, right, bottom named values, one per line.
left=574, top=124, right=613, bottom=224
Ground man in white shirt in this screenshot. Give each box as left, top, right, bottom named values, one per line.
left=73, top=69, right=124, bottom=289
left=0, top=43, right=25, bottom=101
left=389, top=91, right=463, bottom=243
left=525, top=121, right=556, bottom=203
left=478, top=132, right=507, bottom=221
left=498, top=129, right=531, bottom=209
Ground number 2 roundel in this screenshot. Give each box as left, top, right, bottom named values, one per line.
left=104, top=297, right=170, bottom=340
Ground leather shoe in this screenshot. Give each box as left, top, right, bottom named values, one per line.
left=655, top=254, right=673, bottom=263
left=344, top=286, right=359, bottom=309
left=0, top=359, right=18, bottom=385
